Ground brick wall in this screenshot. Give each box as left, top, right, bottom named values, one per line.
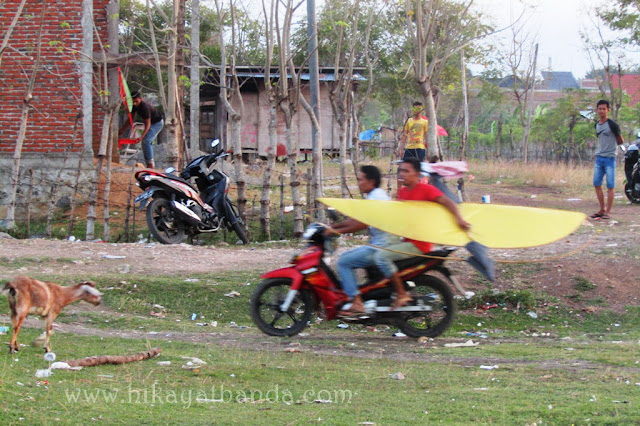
left=0, top=0, right=109, bottom=155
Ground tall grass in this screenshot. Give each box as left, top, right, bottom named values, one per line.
left=468, top=159, right=625, bottom=197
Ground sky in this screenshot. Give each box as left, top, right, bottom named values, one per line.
left=470, top=0, right=639, bottom=79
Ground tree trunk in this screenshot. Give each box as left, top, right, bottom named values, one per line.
left=338, top=122, right=350, bottom=198
left=5, top=4, right=45, bottom=230
left=86, top=109, right=115, bottom=240
left=189, top=0, right=201, bottom=158
left=261, top=98, right=278, bottom=240
left=0, top=0, right=28, bottom=70
left=521, top=43, right=538, bottom=164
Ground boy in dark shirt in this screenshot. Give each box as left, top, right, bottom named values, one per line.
left=119, top=91, right=164, bottom=168
left=591, top=99, right=624, bottom=219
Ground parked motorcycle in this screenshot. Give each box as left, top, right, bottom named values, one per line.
left=624, top=143, right=640, bottom=204
left=134, top=139, right=249, bottom=245
left=250, top=222, right=458, bottom=338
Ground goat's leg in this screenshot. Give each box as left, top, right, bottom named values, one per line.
left=44, top=316, right=55, bottom=353
left=9, top=313, right=27, bottom=354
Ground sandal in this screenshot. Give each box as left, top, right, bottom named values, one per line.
left=589, top=212, right=603, bottom=219
left=338, top=307, right=367, bottom=318
left=600, top=213, right=611, bottom=220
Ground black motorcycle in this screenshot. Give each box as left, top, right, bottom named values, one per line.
left=624, top=143, right=640, bottom=204
left=134, top=139, right=249, bottom=244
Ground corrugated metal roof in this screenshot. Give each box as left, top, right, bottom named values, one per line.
left=540, top=71, right=579, bottom=90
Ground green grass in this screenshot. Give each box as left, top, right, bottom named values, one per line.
left=2, top=270, right=640, bottom=423
left=1, top=328, right=639, bottom=424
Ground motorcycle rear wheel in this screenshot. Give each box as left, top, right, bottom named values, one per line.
left=250, top=278, right=313, bottom=337
left=397, top=274, right=455, bottom=338
left=146, top=197, right=185, bottom=244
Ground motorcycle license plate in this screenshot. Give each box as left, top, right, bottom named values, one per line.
left=134, top=191, right=153, bottom=204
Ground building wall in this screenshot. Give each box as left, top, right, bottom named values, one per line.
left=0, top=0, right=110, bottom=222
left=0, top=0, right=109, bottom=155
left=230, top=83, right=339, bottom=156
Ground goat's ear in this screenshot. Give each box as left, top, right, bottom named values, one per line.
left=79, top=281, right=96, bottom=287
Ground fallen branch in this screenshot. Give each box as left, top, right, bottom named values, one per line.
left=65, top=347, right=161, bottom=367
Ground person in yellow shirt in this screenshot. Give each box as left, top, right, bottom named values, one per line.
left=399, top=101, right=429, bottom=161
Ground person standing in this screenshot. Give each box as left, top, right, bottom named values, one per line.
left=591, top=99, right=624, bottom=219
left=119, top=90, right=164, bottom=169
left=398, top=101, right=429, bottom=162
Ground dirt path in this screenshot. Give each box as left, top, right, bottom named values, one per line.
left=1, top=192, right=639, bottom=367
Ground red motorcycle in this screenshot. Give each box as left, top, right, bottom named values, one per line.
left=250, top=223, right=458, bottom=338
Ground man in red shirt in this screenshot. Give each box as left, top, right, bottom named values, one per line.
left=373, top=157, right=470, bottom=309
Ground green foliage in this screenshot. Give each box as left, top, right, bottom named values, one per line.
left=573, top=276, right=596, bottom=291
left=599, top=0, right=640, bottom=46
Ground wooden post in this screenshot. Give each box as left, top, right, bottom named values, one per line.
left=279, top=173, right=285, bottom=240
left=26, top=169, right=34, bottom=236
left=306, top=168, right=312, bottom=218
left=124, top=172, right=134, bottom=242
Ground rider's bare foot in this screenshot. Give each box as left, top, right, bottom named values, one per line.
left=390, top=294, right=413, bottom=310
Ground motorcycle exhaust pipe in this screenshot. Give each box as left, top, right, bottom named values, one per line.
left=171, top=201, right=203, bottom=226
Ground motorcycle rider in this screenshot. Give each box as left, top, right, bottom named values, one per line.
left=325, top=165, right=392, bottom=316
left=374, top=157, right=470, bottom=309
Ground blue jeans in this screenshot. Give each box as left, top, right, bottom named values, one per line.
left=142, top=120, right=164, bottom=162
left=593, top=155, right=616, bottom=189
left=336, top=246, right=379, bottom=298
left=403, top=148, right=426, bottom=162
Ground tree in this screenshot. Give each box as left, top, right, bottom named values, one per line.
left=531, top=89, right=595, bottom=164
left=5, top=3, right=45, bottom=231
left=402, top=0, right=490, bottom=159
left=214, top=0, right=247, bottom=226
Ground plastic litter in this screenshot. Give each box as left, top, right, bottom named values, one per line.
left=35, top=369, right=52, bottom=378
left=390, top=372, right=405, bottom=380
left=44, top=352, right=56, bottom=362
left=157, top=361, right=171, bottom=366
left=527, top=311, right=538, bottom=319
left=392, top=331, right=407, bottom=337
left=224, top=291, right=241, bottom=298
left=444, top=340, right=478, bottom=348
left=337, top=324, right=349, bottom=329
left=479, top=365, right=499, bottom=370
left=181, top=356, right=206, bottom=365
left=0, top=326, right=9, bottom=334
left=103, top=255, right=126, bottom=259
left=191, top=313, right=197, bottom=321
left=51, top=362, right=82, bottom=371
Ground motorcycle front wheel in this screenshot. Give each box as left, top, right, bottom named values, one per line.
left=624, top=181, right=640, bottom=204
left=397, top=274, right=455, bottom=338
left=146, top=197, right=185, bottom=244
left=228, top=202, right=250, bottom=244
left=250, top=278, right=313, bottom=337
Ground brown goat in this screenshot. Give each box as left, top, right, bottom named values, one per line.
left=3, top=276, right=103, bottom=354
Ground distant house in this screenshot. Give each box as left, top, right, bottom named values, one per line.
left=539, top=71, right=580, bottom=91
left=580, top=74, right=640, bottom=106
left=491, top=71, right=581, bottom=111
left=198, top=66, right=366, bottom=157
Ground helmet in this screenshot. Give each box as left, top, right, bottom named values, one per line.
left=302, top=223, right=326, bottom=244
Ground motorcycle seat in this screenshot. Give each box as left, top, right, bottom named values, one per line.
left=165, top=173, right=198, bottom=191
left=393, top=247, right=456, bottom=270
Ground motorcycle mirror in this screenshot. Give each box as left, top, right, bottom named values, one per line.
left=165, top=167, right=176, bottom=174
left=211, top=139, right=220, bottom=148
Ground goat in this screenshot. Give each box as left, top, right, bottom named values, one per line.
left=3, top=276, right=102, bottom=354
